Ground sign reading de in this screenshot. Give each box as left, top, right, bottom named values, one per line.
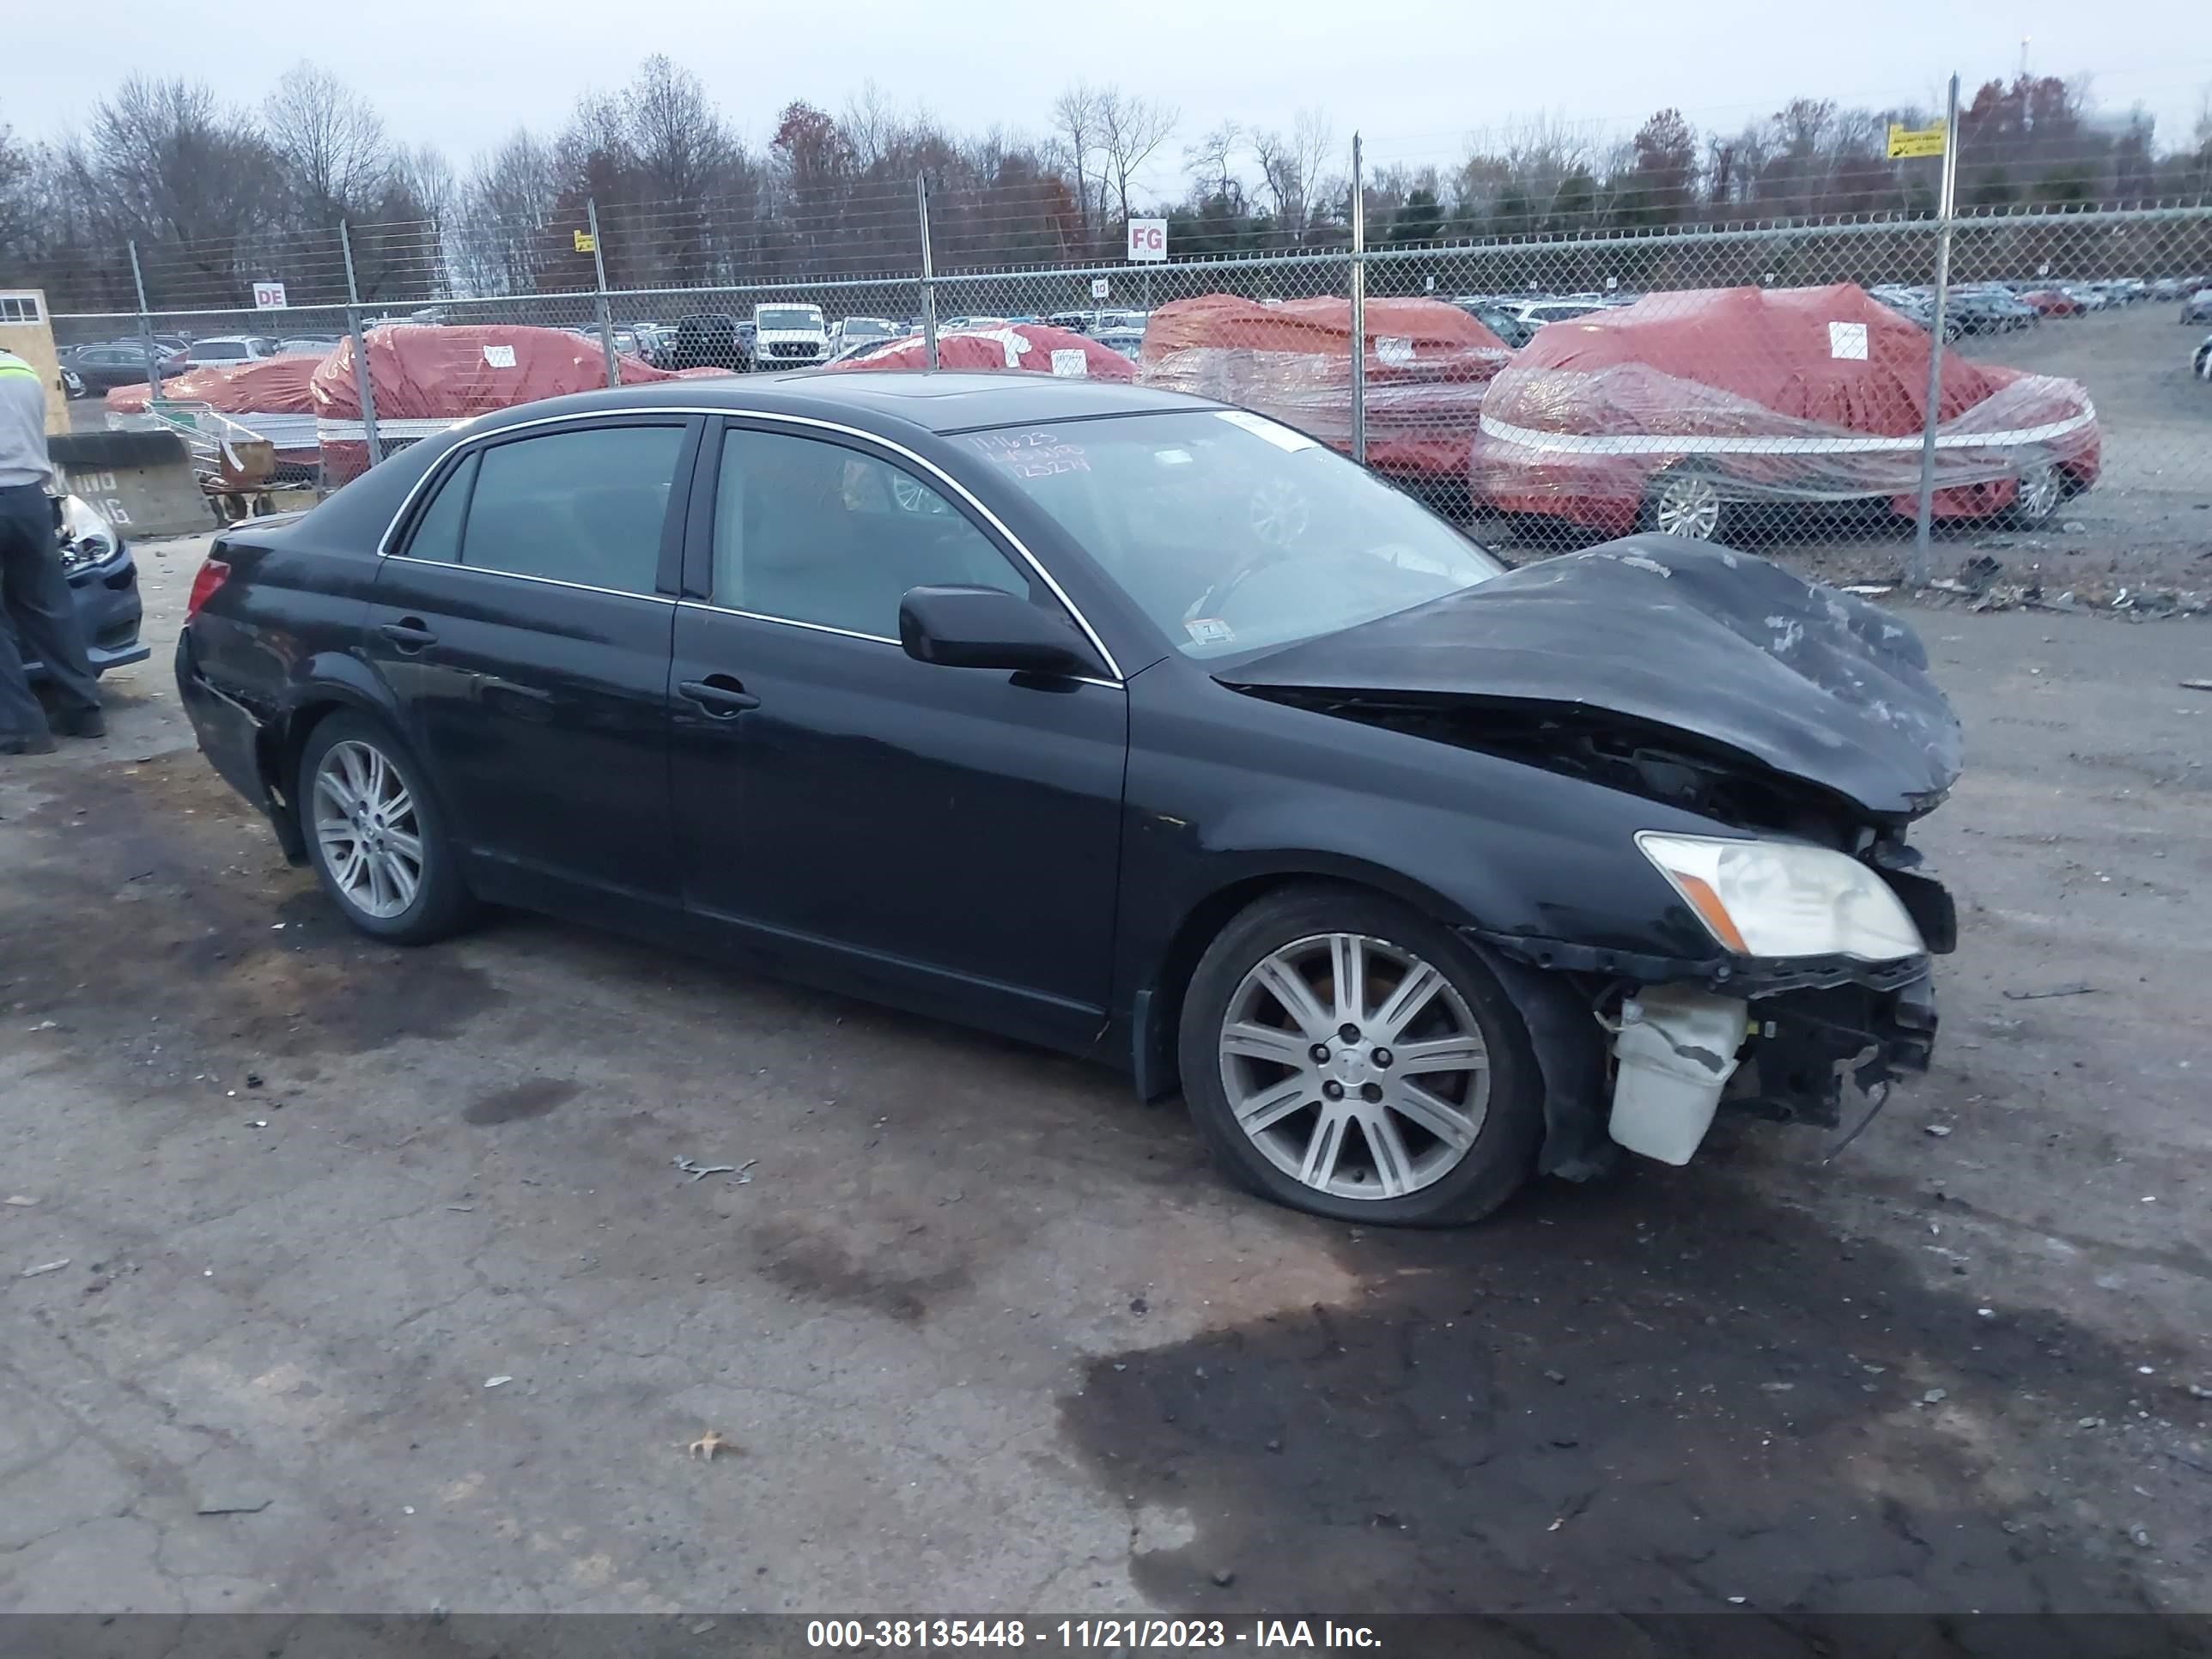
left=1127, top=218, right=1168, bottom=263
left=251, top=281, right=288, bottom=310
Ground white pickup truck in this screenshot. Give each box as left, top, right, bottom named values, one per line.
left=750, top=302, right=830, bottom=369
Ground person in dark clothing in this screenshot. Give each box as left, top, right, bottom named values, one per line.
left=0, top=348, right=105, bottom=756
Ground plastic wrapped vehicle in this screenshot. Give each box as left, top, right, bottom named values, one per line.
left=105, top=356, right=326, bottom=477
left=1138, top=295, right=1511, bottom=484
left=1472, top=283, right=2100, bottom=538
left=310, top=325, right=673, bottom=482
left=825, top=323, right=1135, bottom=380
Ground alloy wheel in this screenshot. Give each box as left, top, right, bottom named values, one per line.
left=1652, top=472, right=1723, bottom=539
left=1217, top=932, right=1491, bottom=1201
left=2014, top=462, right=2062, bottom=524
left=312, top=738, right=424, bottom=920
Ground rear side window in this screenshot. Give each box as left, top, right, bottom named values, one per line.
left=459, top=425, right=687, bottom=593
left=401, top=452, right=478, bottom=563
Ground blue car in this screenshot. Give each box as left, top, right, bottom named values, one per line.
left=23, top=494, right=150, bottom=683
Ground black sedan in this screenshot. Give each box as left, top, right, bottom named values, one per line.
left=61, top=341, right=178, bottom=393
left=175, top=375, right=1955, bottom=1224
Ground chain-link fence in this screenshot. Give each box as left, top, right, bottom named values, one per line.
left=40, top=166, right=2212, bottom=586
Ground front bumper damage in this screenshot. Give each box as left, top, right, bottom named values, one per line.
left=1472, top=922, right=1944, bottom=1172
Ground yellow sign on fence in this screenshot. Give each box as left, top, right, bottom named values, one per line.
left=1887, top=121, right=1947, bottom=160
left=573, top=231, right=597, bottom=253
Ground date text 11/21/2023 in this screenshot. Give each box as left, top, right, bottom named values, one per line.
left=805, top=1620, right=1384, bottom=1649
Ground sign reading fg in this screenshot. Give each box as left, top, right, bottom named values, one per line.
left=1126, top=219, right=1168, bottom=263
left=252, top=281, right=289, bottom=310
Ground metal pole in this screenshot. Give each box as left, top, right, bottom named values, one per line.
left=1909, top=74, right=1961, bottom=585
left=587, top=198, right=619, bottom=389
left=128, top=241, right=161, bottom=403
left=1349, top=132, right=1367, bottom=467
left=916, top=173, right=939, bottom=368
left=339, top=222, right=384, bottom=470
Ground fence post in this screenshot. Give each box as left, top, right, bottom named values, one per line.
left=917, top=173, right=939, bottom=368
left=587, top=198, right=619, bottom=389
left=127, top=241, right=160, bottom=403
left=339, top=222, right=384, bottom=470
left=1909, top=74, right=1962, bottom=585
left=1349, top=132, right=1367, bottom=467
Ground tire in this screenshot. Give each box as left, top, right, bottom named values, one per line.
left=2008, top=461, right=2063, bottom=528
left=1641, top=465, right=1729, bottom=542
left=1177, top=884, right=1547, bottom=1226
left=297, top=712, right=475, bottom=945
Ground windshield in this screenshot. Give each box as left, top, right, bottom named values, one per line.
left=844, top=318, right=894, bottom=337
left=963, top=410, right=1504, bottom=659
left=758, top=307, right=821, bottom=331
left=193, top=342, right=249, bottom=360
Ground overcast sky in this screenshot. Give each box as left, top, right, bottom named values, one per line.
left=9, top=0, right=2208, bottom=191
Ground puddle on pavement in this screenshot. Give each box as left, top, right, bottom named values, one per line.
left=1057, top=1160, right=2184, bottom=1617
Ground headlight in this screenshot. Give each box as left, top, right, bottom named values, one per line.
left=1636, top=831, right=1924, bottom=961
left=58, top=495, right=119, bottom=569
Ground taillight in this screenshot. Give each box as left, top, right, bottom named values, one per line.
left=185, top=556, right=230, bottom=621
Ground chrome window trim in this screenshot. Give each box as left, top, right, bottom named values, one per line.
left=375, top=403, right=1124, bottom=681
left=380, top=550, right=676, bottom=606
left=674, top=599, right=1123, bottom=691
left=676, top=598, right=895, bottom=647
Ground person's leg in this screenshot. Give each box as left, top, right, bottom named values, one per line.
left=0, top=496, right=58, bottom=750
left=0, top=485, right=103, bottom=739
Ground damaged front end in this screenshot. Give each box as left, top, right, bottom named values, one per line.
left=1223, top=534, right=1962, bottom=1171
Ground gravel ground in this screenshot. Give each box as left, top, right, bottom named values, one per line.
left=0, top=535, right=2206, bottom=1618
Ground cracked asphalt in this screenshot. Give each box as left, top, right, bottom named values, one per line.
left=1, top=544, right=2208, bottom=1615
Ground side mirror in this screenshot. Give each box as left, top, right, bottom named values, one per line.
left=899, top=585, right=1100, bottom=678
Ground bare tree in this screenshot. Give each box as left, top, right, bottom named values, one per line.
left=1094, top=88, right=1178, bottom=227
left=64, top=77, right=279, bottom=304
left=396, top=144, right=458, bottom=231
left=1254, top=108, right=1337, bottom=242
left=1048, top=83, right=1103, bottom=249
left=456, top=128, right=562, bottom=295
left=1182, top=120, right=1243, bottom=207
left=264, top=63, right=392, bottom=226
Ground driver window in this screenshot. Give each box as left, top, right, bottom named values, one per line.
left=712, top=429, right=1030, bottom=638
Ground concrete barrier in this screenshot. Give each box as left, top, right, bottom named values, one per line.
left=49, top=429, right=216, bottom=539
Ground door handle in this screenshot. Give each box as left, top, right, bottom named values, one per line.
left=678, top=676, right=761, bottom=717
left=380, top=618, right=438, bottom=651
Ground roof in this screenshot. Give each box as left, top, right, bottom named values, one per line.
left=458, top=370, right=1212, bottom=438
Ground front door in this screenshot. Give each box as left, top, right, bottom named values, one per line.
left=364, top=416, right=699, bottom=911
left=668, top=420, right=1127, bottom=1050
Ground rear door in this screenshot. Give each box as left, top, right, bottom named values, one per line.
left=365, top=415, right=701, bottom=915
left=666, top=418, right=1127, bottom=1049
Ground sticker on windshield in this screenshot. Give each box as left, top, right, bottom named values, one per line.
left=1214, top=409, right=1318, bottom=452
left=482, top=344, right=517, bottom=368
left=965, top=429, right=1091, bottom=478
left=1376, top=336, right=1416, bottom=368
left=1827, top=321, right=1869, bottom=361
left=1184, top=617, right=1236, bottom=646
left=1048, top=349, right=1089, bottom=377
left=1152, top=448, right=1193, bottom=466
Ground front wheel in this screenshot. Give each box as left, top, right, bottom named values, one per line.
left=2008, top=461, right=2063, bottom=527
left=1177, top=886, right=1546, bottom=1225
left=1642, top=465, right=1728, bottom=541
left=298, top=713, right=475, bottom=944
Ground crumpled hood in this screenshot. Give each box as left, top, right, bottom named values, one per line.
left=1219, top=535, right=1962, bottom=820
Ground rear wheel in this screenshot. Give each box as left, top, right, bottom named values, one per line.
left=1178, top=886, right=1546, bottom=1225
left=299, top=713, right=474, bottom=945
left=1643, top=465, right=1728, bottom=541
